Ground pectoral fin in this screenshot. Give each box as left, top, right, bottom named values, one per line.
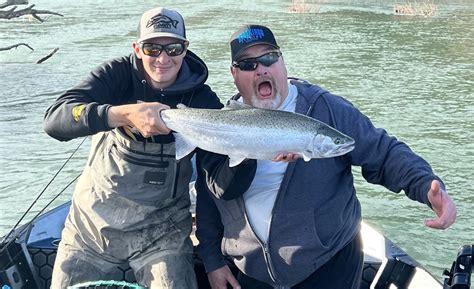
left=176, top=103, right=188, bottom=109
left=228, top=155, right=246, bottom=167
left=301, top=150, right=312, bottom=162
left=173, top=133, right=197, bottom=160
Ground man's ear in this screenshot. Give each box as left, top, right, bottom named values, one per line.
left=132, top=42, right=142, bottom=59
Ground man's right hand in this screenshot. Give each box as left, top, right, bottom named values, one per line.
left=107, top=102, right=171, bottom=136
left=207, top=265, right=241, bottom=289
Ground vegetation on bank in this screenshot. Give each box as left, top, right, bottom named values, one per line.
left=289, top=0, right=439, bottom=16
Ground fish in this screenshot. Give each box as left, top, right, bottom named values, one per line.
left=161, top=101, right=355, bottom=167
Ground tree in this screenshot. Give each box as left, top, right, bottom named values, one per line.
left=0, top=0, right=62, bottom=62
left=0, top=0, right=62, bottom=22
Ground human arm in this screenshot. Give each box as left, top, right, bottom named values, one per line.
left=197, top=149, right=257, bottom=200
left=43, top=56, right=171, bottom=140
left=195, top=153, right=228, bottom=270
left=194, top=175, right=241, bottom=288
left=325, top=94, right=456, bottom=227
left=195, top=150, right=243, bottom=289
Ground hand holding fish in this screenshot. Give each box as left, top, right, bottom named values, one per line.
left=272, top=153, right=300, bottom=162
left=108, top=102, right=171, bottom=137
left=424, top=180, right=457, bottom=229
left=161, top=102, right=355, bottom=167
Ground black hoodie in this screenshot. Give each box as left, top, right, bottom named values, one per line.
left=44, top=50, right=222, bottom=141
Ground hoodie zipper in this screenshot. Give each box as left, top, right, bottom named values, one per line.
left=242, top=199, right=281, bottom=285
left=254, top=160, right=297, bottom=288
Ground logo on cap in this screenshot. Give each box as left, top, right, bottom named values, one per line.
left=236, top=28, right=265, bottom=44
left=147, top=14, right=179, bottom=30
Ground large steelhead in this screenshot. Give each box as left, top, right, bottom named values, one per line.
left=161, top=101, right=355, bottom=167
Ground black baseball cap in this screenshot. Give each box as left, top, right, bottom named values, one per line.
left=230, top=24, right=279, bottom=62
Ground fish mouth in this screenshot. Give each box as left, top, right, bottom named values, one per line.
left=328, top=142, right=355, bottom=157
left=316, top=138, right=355, bottom=158
left=255, top=76, right=274, bottom=99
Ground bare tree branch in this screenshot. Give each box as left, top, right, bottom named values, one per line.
left=36, top=47, right=58, bottom=64
left=0, top=0, right=28, bottom=10
left=0, top=4, right=63, bottom=21
left=0, top=42, right=34, bottom=51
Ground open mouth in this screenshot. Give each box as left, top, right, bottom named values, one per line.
left=256, top=78, right=274, bottom=98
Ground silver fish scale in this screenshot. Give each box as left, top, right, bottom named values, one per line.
left=161, top=106, right=354, bottom=162
left=164, top=107, right=323, bottom=132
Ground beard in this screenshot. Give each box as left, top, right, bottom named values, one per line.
left=249, top=92, right=282, bottom=110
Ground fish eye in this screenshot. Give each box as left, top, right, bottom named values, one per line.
left=334, top=138, right=342, bottom=145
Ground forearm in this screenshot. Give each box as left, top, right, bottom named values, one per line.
left=43, top=95, right=111, bottom=141
left=195, top=178, right=228, bottom=272
left=44, top=60, right=128, bottom=141
left=378, top=142, right=444, bottom=205
left=357, top=127, right=444, bottom=206
left=197, top=149, right=256, bottom=200
left=107, top=104, right=134, bottom=128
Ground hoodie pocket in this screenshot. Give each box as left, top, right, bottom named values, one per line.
left=270, top=210, right=329, bottom=261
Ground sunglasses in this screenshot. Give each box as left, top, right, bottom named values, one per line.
left=232, top=51, right=282, bottom=71
left=140, top=42, right=187, bottom=57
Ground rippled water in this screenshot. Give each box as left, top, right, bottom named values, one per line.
left=0, top=0, right=472, bottom=281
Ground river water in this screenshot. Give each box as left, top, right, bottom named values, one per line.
left=0, top=0, right=472, bottom=281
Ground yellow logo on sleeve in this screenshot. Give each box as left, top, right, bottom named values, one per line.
left=72, top=104, right=86, bottom=122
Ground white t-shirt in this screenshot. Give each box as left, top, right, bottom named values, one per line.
left=243, top=82, right=298, bottom=242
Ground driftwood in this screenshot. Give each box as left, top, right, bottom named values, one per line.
left=36, top=47, right=58, bottom=64
left=0, top=4, right=63, bottom=22
left=0, top=0, right=28, bottom=9
left=0, top=42, right=34, bottom=51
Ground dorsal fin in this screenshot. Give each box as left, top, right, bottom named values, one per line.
left=176, top=103, right=188, bottom=109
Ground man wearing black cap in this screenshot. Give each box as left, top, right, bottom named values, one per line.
left=44, top=7, right=222, bottom=289
left=195, top=24, right=456, bottom=289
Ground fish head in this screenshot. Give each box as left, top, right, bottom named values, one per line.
left=309, top=126, right=355, bottom=158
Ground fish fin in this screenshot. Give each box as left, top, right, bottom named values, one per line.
left=223, top=100, right=253, bottom=110
left=176, top=103, right=188, bottom=109
left=301, top=151, right=312, bottom=162
left=173, top=133, right=196, bottom=160
left=228, top=156, right=246, bottom=167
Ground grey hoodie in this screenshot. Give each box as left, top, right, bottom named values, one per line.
left=196, top=79, right=443, bottom=287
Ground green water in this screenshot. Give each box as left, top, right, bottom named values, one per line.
left=0, top=0, right=472, bottom=281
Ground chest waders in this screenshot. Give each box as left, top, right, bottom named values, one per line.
left=53, top=128, right=197, bottom=289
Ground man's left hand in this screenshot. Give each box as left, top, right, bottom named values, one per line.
left=425, top=180, right=457, bottom=229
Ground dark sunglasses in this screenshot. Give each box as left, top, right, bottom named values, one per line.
left=140, top=42, right=187, bottom=57
left=232, top=51, right=282, bottom=71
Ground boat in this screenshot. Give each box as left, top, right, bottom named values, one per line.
left=3, top=189, right=470, bottom=289
left=0, top=146, right=471, bottom=289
